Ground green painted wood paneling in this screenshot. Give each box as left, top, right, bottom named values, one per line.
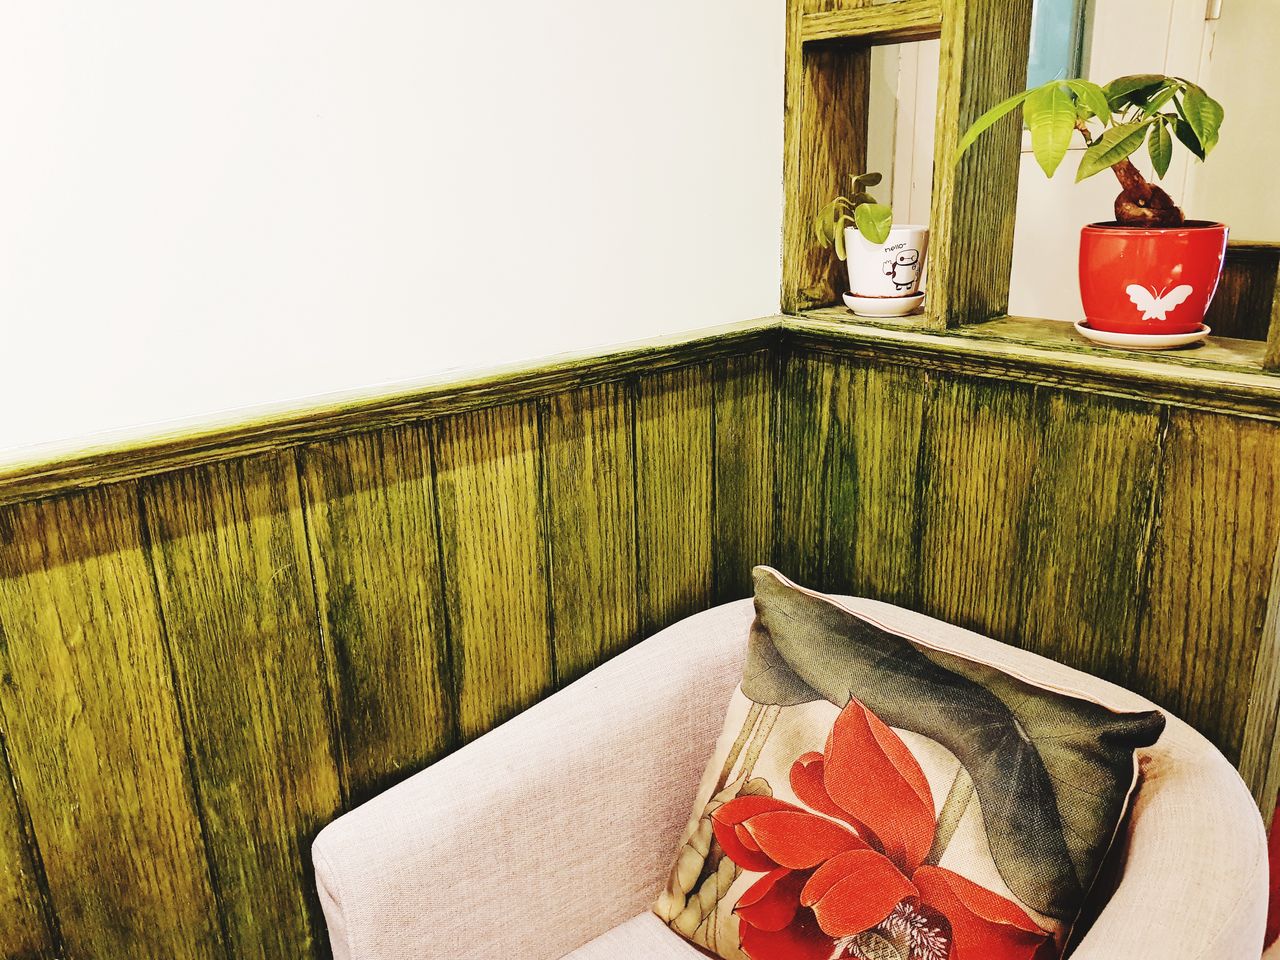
left=917, top=375, right=1167, bottom=679
left=433, top=403, right=555, bottom=739
left=143, top=456, right=343, bottom=959
left=298, top=426, right=456, bottom=806
left=712, top=351, right=776, bottom=602
left=0, top=737, right=54, bottom=960
left=775, top=353, right=928, bottom=607
left=0, top=486, right=222, bottom=959
left=1136, top=411, right=1280, bottom=761
left=543, top=382, right=639, bottom=685
left=635, top=364, right=715, bottom=635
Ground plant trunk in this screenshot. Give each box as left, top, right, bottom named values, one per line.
left=1111, top=158, right=1184, bottom=227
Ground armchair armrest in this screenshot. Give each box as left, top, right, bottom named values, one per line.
left=1071, top=718, right=1267, bottom=959
left=312, top=600, right=754, bottom=960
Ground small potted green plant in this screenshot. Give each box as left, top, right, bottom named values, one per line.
left=958, top=75, right=1226, bottom=342
left=813, top=173, right=929, bottom=318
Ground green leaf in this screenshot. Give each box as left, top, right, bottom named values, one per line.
left=1076, top=119, right=1152, bottom=181
left=1025, top=83, right=1077, bottom=177
left=852, top=172, right=883, bottom=192
left=1065, top=79, right=1112, bottom=124
left=833, top=215, right=854, bottom=260
left=850, top=191, right=879, bottom=206
left=1140, top=81, right=1179, bottom=117
left=853, top=202, right=893, bottom=245
left=1181, top=82, right=1224, bottom=154
left=954, top=86, right=1037, bottom=165
left=1172, top=116, right=1207, bottom=161
left=744, top=567, right=1166, bottom=922
left=1148, top=119, right=1172, bottom=178
left=1103, top=73, right=1167, bottom=109
left=812, top=199, right=854, bottom=255
left=812, top=198, right=839, bottom=245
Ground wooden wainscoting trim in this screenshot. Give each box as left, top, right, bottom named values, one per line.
left=0, top=318, right=782, bottom=509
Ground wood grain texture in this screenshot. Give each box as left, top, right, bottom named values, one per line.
left=433, top=403, right=554, bottom=739
left=919, top=380, right=1165, bottom=678
left=1266, top=289, right=1280, bottom=372
left=786, top=313, right=1280, bottom=421
left=298, top=426, right=455, bottom=805
left=143, top=455, right=343, bottom=960
left=776, top=353, right=929, bottom=607
left=774, top=352, right=839, bottom=587
left=1206, top=246, right=1279, bottom=342
left=1010, top=394, right=1166, bottom=678
left=798, top=308, right=1272, bottom=374
left=782, top=5, right=871, bottom=313
left=0, top=486, right=222, bottom=959
left=1263, top=254, right=1280, bottom=371
left=1240, top=537, right=1280, bottom=817
left=925, top=0, right=1034, bottom=327
left=917, top=377, right=1039, bottom=639
left=635, top=365, right=714, bottom=634
left=0, top=734, right=56, bottom=959
left=543, top=382, right=639, bottom=684
left=801, top=1, right=943, bottom=43
left=1136, top=411, right=1280, bottom=761
left=712, top=352, right=776, bottom=602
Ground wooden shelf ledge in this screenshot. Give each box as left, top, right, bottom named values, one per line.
left=789, top=310, right=1280, bottom=421
left=800, top=0, right=942, bottom=44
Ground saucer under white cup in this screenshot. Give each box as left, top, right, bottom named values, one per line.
left=843, top=291, right=925, bottom=318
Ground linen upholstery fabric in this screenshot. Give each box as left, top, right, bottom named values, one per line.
left=563, top=912, right=706, bottom=958
left=312, top=601, right=755, bottom=960
left=312, top=596, right=1266, bottom=960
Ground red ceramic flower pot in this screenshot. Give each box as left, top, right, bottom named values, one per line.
left=1078, top=221, right=1228, bottom=334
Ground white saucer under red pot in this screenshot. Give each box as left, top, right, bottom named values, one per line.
left=1073, top=319, right=1210, bottom=350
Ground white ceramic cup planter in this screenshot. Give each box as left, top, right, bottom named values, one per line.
left=843, top=224, right=930, bottom=317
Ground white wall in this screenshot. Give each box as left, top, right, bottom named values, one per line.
left=1185, top=0, right=1280, bottom=241
left=0, top=1, right=784, bottom=464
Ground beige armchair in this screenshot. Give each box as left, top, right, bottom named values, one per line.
left=312, top=598, right=1268, bottom=959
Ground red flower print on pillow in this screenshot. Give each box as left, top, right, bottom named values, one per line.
left=711, top=697, right=1054, bottom=960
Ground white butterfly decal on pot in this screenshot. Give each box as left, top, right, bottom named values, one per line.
left=1126, top=283, right=1194, bottom=321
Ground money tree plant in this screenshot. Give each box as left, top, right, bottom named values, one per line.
left=956, top=75, right=1224, bottom=227
left=812, top=171, right=894, bottom=258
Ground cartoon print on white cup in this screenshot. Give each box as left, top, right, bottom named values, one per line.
left=883, top=249, right=921, bottom=291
